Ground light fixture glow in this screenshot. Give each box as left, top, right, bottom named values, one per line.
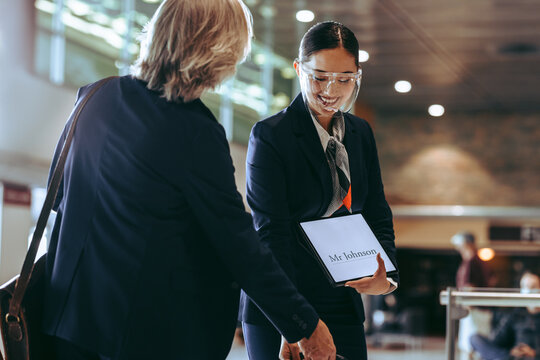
left=281, top=67, right=296, bottom=79
left=478, top=248, right=495, bottom=262
left=394, top=80, right=411, bottom=93
left=296, top=10, right=314, bottom=23
left=428, top=104, right=445, bottom=117
left=253, top=53, right=266, bottom=65
left=67, top=0, right=91, bottom=16
left=111, top=18, right=127, bottom=35
left=451, top=205, right=465, bottom=216
left=358, top=50, right=369, bottom=63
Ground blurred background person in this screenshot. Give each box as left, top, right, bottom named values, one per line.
left=452, top=231, right=493, bottom=290
left=470, top=272, right=540, bottom=360
left=452, top=231, right=495, bottom=360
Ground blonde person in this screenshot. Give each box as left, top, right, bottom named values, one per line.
left=42, top=1, right=335, bottom=359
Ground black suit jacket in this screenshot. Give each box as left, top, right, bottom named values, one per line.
left=42, top=77, right=319, bottom=359
left=240, top=94, right=399, bottom=326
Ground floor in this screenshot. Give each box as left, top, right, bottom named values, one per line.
left=226, top=334, right=448, bottom=360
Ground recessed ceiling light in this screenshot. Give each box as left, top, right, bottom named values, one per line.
left=428, top=104, right=445, bottom=117
left=358, top=50, right=369, bottom=63
left=394, top=80, right=411, bottom=93
left=296, top=10, right=314, bottom=23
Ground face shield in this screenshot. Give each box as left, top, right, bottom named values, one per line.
left=298, top=62, right=362, bottom=115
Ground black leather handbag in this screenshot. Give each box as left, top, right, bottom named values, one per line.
left=0, top=77, right=115, bottom=360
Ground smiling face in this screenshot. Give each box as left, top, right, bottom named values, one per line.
left=295, top=46, right=359, bottom=119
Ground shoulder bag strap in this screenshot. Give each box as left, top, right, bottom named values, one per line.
left=7, top=76, right=117, bottom=321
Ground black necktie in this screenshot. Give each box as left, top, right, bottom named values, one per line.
left=326, top=138, right=351, bottom=211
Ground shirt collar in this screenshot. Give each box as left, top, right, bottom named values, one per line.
left=309, top=111, right=345, bottom=152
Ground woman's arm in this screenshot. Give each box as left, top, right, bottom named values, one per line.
left=182, top=117, right=318, bottom=343
left=246, top=121, right=298, bottom=284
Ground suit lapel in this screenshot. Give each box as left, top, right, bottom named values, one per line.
left=343, top=114, right=366, bottom=212
left=289, top=94, right=333, bottom=211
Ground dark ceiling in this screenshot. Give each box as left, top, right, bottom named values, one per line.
left=248, top=0, right=540, bottom=113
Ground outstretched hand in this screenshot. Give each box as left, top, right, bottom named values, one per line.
left=280, top=337, right=301, bottom=360
left=297, top=319, right=336, bottom=360
left=344, top=253, right=391, bottom=295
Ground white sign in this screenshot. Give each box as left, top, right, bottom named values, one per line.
left=299, top=213, right=396, bottom=284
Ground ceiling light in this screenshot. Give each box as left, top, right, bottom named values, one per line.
left=296, top=10, right=314, bottom=23
left=478, top=248, right=495, bottom=262
left=141, top=0, right=161, bottom=3
left=394, top=80, right=411, bottom=93
left=428, top=104, right=445, bottom=117
left=358, top=50, right=369, bottom=63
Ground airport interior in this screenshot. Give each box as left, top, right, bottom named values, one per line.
left=1, top=0, right=539, bottom=359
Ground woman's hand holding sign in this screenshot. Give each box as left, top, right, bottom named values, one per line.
left=344, top=253, right=391, bottom=295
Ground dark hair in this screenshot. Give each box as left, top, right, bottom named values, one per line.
left=298, top=21, right=359, bottom=67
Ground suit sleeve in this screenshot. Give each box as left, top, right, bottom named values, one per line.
left=182, top=118, right=319, bottom=343
left=245, top=122, right=298, bottom=284
left=362, top=122, right=400, bottom=285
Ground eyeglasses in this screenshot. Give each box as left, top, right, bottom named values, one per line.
left=300, top=64, right=362, bottom=87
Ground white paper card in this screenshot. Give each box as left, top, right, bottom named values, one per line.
left=299, top=213, right=396, bottom=283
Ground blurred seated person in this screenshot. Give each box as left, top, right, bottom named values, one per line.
left=452, top=231, right=495, bottom=359
left=470, top=272, right=540, bottom=360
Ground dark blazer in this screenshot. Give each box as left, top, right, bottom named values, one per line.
left=42, top=77, right=319, bottom=359
left=240, top=94, right=399, bottom=326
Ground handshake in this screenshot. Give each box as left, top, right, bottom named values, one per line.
left=279, top=319, right=347, bottom=360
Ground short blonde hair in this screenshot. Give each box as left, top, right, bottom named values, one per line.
left=131, top=0, right=252, bottom=102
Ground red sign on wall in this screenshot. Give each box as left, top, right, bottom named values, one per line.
left=3, top=183, right=31, bottom=207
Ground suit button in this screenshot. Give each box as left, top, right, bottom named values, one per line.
left=231, top=282, right=239, bottom=289
left=292, top=314, right=299, bottom=321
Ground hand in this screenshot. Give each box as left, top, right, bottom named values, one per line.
left=510, top=343, right=536, bottom=358
left=298, top=319, right=336, bottom=360
left=344, top=253, right=391, bottom=295
left=279, top=337, right=301, bottom=360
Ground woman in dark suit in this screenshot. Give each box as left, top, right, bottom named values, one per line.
left=240, top=22, right=400, bottom=360
left=42, top=1, right=336, bottom=359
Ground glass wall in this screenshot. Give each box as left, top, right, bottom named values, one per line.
left=33, top=0, right=297, bottom=145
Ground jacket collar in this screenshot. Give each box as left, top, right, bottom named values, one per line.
left=288, top=94, right=333, bottom=211
left=288, top=93, right=363, bottom=214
